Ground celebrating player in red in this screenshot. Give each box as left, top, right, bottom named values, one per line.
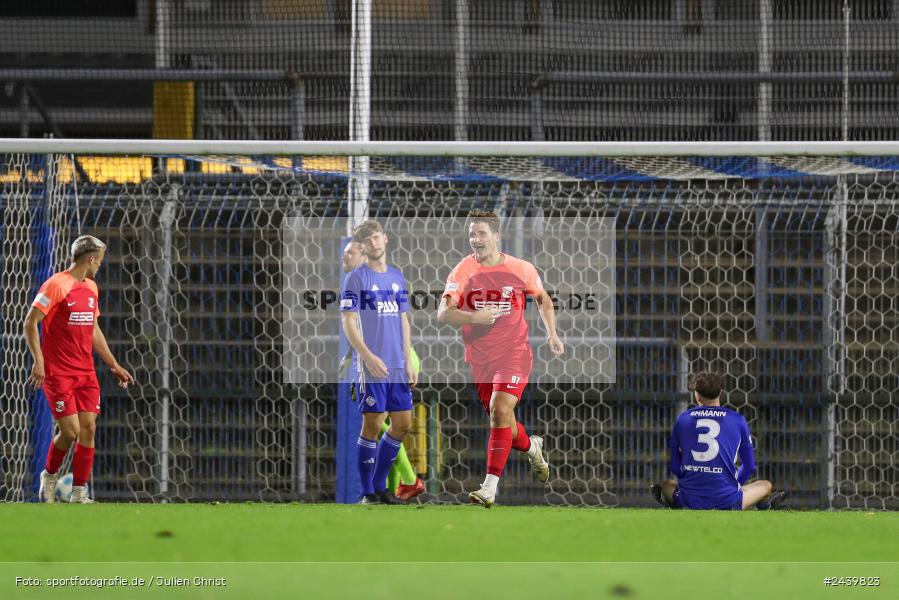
left=438, top=210, right=564, bottom=507
left=24, top=235, right=135, bottom=503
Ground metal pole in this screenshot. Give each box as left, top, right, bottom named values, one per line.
left=155, top=0, right=171, bottom=155
left=827, top=0, right=851, bottom=504
left=824, top=399, right=836, bottom=508
left=1, top=68, right=894, bottom=85
left=842, top=0, right=851, bottom=141
left=541, top=70, right=894, bottom=84
left=19, top=85, right=29, bottom=138
left=138, top=201, right=155, bottom=496
left=454, top=0, right=469, bottom=142
left=291, top=77, right=305, bottom=171
left=758, top=0, right=772, bottom=142
left=677, top=345, right=689, bottom=415
left=157, top=191, right=176, bottom=498
left=292, top=78, right=306, bottom=142
left=342, top=0, right=372, bottom=501
left=293, top=393, right=307, bottom=497
left=9, top=139, right=899, bottom=157
left=755, top=207, right=769, bottom=342
left=156, top=0, right=170, bottom=70
left=348, top=0, right=371, bottom=232
left=823, top=185, right=847, bottom=510
left=0, top=68, right=292, bottom=82
left=531, top=79, right=545, bottom=142
left=426, top=393, right=439, bottom=494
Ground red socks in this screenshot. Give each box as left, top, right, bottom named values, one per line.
left=45, top=440, right=96, bottom=486
left=72, top=443, right=95, bottom=487
left=44, top=442, right=67, bottom=474
left=486, top=427, right=513, bottom=477
left=512, top=422, right=531, bottom=452
left=486, top=423, right=533, bottom=477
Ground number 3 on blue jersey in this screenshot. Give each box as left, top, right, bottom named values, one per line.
left=691, top=418, right=721, bottom=462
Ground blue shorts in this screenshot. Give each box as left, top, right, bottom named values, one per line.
left=356, top=368, right=413, bottom=414
left=673, top=488, right=743, bottom=511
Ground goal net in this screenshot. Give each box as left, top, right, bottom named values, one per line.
left=1, top=141, right=896, bottom=509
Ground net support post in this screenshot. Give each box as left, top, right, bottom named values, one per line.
left=292, top=390, right=307, bottom=498
left=426, top=392, right=440, bottom=494
left=154, top=0, right=175, bottom=499
left=754, top=206, right=769, bottom=342
left=155, top=189, right=177, bottom=499
left=822, top=184, right=848, bottom=509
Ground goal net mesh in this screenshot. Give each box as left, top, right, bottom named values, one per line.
left=1, top=151, right=896, bottom=509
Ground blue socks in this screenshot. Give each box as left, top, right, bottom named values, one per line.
left=372, top=433, right=403, bottom=493
left=357, top=436, right=378, bottom=497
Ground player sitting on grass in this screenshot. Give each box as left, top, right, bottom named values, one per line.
left=340, top=221, right=417, bottom=505
left=341, top=240, right=425, bottom=501
left=652, top=372, right=786, bottom=511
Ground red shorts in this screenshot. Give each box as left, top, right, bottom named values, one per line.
left=43, top=373, right=101, bottom=419
left=470, top=347, right=532, bottom=413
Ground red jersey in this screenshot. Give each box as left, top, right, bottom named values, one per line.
left=32, top=271, right=100, bottom=377
left=443, top=253, right=544, bottom=365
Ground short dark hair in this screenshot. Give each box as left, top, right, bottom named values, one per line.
left=352, top=220, right=384, bottom=243
left=689, top=372, right=723, bottom=401
left=466, top=209, right=501, bottom=234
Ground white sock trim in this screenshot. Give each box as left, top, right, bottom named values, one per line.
left=483, top=474, right=500, bottom=494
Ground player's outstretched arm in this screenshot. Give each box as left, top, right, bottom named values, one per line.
left=23, top=307, right=47, bottom=389
left=340, top=311, right=388, bottom=379
left=92, top=321, right=135, bottom=389
left=436, top=295, right=500, bottom=327
left=534, top=289, right=564, bottom=356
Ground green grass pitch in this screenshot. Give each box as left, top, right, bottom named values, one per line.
left=2, top=504, right=897, bottom=599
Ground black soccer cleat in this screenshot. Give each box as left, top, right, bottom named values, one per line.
left=376, top=489, right=407, bottom=505
left=763, top=490, right=788, bottom=510
left=358, top=493, right=381, bottom=505
left=651, top=483, right=674, bottom=508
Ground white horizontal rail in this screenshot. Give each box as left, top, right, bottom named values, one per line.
left=3, top=139, right=899, bottom=157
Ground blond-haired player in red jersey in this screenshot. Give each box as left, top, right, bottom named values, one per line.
left=438, top=210, right=564, bottom=507
left=24, top=235, right=134, bottom=503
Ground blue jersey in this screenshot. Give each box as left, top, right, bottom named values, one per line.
left=340, top=264, right=410, bottom=376
left=669, top=405, right=756, bottom=504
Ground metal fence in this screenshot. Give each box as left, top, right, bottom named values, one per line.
left=3, top=1, right=899, bottom=141
left=2, top=152, right=896, bottom=508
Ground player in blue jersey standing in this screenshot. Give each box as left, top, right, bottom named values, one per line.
left=340, top=220, right=416, bottom=505
left=652, top=372, right=787, bottom=510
